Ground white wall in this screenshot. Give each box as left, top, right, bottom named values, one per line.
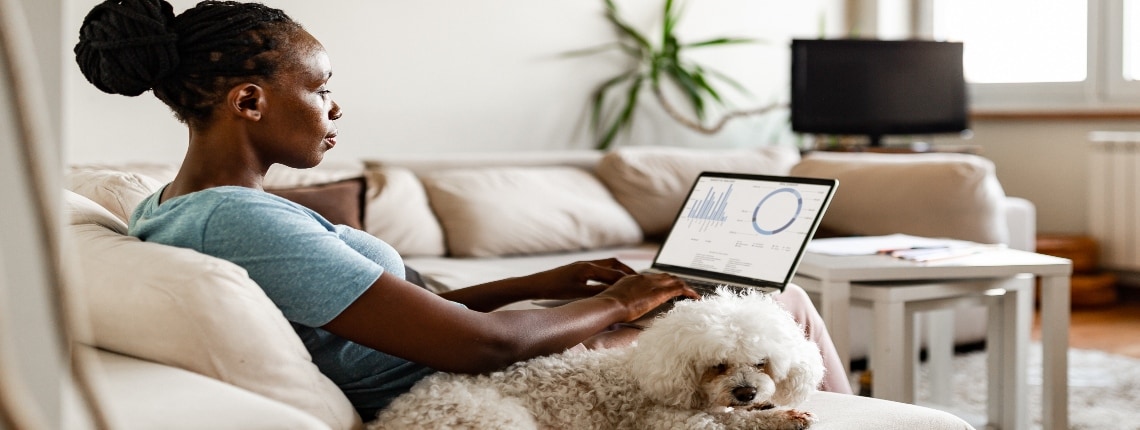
left=64, top=0, right=842, bottom=164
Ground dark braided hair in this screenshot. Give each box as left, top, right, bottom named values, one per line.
left=74, top=0, right=302, bottom=125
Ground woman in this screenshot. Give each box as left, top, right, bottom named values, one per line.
left=74, top=0, right=851, bottom=419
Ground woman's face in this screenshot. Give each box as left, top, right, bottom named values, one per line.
left=250, top=29, right=342, bottom=170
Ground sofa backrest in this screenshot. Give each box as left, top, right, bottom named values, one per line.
left=367, top=146, right=804, bottom=256
left=791, top=151, right=1011, bottom=245
left=67, top=146, right=807, bottom=260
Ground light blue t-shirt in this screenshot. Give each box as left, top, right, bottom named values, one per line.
left=130, top=185, right=436, bottom=417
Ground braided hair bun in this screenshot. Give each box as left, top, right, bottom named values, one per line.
left=74, top=0, right=180, bottom=96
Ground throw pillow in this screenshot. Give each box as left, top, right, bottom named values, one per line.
left=421, top=167, right=643, bottom=257
left=596, top=146, right=803, bottom=237
left=267, top=178, right=366, bottom=230
left=67, top=168, right=165, bottom=223
left=67, top=198, right=362, bottom=430
left=64, top=189, right=128, bottom=234
left=362, top=166, right=447, bottom=257
left=789, top=152, right=1009, bottom=245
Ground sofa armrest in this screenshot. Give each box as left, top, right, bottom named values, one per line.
left=1003, top=196, right=1036, bottom=252
left=91, top=348, right=331, bottom=430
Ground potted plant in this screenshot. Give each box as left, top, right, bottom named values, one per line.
left=572, top=0, right=781, bottom=149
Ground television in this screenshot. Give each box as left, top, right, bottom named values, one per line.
left=790, top=39, right=968, bottom=147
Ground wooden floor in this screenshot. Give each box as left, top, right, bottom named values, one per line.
left=1032, top=286, right=1140, bottom=359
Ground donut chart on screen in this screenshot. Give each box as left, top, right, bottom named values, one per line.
left=751, top=188, right=802, bottom=235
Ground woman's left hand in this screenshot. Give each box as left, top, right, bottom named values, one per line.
left=521, top=258, right=637, bottom=300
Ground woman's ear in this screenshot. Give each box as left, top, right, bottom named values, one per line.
left=228, top=83, right=264, bottom=121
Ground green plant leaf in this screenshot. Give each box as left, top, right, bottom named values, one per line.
left=598, top=75, right=645, bottom=150
left=590, top=71, right=640, bottom=133
left=684, top=37, right=759, bottom=48
left=700, top=65, right=752, bottom=97
left=605, top=0, right=652, bottom=52
left=688, top=65, right=724, bottom=105
left=664, top=64, right=707, bottom=121
left=583, top=0, right=765, bottom=145
left=662, top=0, right=679, bottom=46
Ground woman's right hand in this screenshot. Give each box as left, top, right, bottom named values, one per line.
left=595, top=273, right=699, bottom=321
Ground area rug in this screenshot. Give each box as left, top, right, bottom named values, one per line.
left=909, top=343, right=1140, bottom=430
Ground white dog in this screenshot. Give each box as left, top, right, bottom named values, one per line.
left=369, top=289, right=825, bottom=429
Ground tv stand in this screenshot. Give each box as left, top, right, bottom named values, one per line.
left=867, top=134, right=884, bottom=148
left=815, top=143, right=982, bottom=155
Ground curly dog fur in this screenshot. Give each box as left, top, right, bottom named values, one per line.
left=369, top=289, right=825, bottom=429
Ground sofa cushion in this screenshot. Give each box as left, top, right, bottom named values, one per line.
left=420, top=166, right=642, bottom=257
left=92, top=347, right=331, bottom=430
left=362, top=167, right=447, bottom=257
left=66, top=193, right=361, bottom=430
left=67, top=167, right=165, bottom=223
left=64, top=189, right=128, bottom=234
left=790, top=152, right=1009, bottom=245
left=596, top=146, right=802, bottom=237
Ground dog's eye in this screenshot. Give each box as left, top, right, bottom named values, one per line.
left=755, top=360, right=767, bottom=369
left=713, top=364, right=728, bottom=373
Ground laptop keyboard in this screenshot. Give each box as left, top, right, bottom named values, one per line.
left=678, top=277, right=725, bottom=296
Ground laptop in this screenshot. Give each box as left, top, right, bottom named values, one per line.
left=641, top=171, right=838, bottom=296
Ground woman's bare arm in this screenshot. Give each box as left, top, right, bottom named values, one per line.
left=437, top=258, right=637, bottom=312
left=321, top=270, right=695, bottom=374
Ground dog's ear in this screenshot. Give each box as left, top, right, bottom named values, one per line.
left=771, top=342, right=825, bottom=406
left=624, top=329, right=708, bottom=409
left=626, top=348, right=704, bottom=408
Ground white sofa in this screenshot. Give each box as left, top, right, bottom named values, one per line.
left=64, top=146, right=1022, bottom=429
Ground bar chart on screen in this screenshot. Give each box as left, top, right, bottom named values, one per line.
left=684, top=183, right=732, bottom=232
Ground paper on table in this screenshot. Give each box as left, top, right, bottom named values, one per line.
left=892, top=243, right=1006, bottom=262
left=806, top=233, right=973, bottom=256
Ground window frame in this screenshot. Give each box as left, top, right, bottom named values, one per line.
left=1105, top=0, right=1140, bottom=101
left=915, top=0, right=1140, bottom=112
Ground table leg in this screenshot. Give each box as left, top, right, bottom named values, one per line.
left=993, top=276, right=1032, bottom=430
left=986, top=291, right=1005, bottom=426
left=924, top=309, right=955, bottom=406
left=819, top=280, right=852, bottom=375
left=870, top=300, right=913, bottom=402
left=1040, top=274, right=1070, bottom=430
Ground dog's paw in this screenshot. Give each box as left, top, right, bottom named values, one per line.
left=776, top=409, right=816, bottom=430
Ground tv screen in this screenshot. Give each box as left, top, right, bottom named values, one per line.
left=790, top=39, right=968, bottom=146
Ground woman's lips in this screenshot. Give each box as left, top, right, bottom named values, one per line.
left=325, top=131, right=338, bottom=147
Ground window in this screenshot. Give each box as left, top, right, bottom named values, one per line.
left=917, top=0, right=1140, bottom=111
left=932, top=0, right=1086, bottom=84
left=1125, top=0, right=1140, bottom=80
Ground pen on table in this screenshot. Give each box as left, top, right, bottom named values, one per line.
left=902, top=244, right=1008, bottom=262
left=876, top=246, right=950, bottom=257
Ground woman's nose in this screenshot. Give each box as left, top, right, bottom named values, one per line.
left=329, top=101, right=342, bottom=121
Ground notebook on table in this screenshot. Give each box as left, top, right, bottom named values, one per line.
left=641, top=171, right=838, bottom=296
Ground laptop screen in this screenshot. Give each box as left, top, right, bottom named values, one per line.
left=652, top=172, right=837, bottom=289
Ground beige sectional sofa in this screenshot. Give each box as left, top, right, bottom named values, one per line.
left=64, top=146, right=1023, bottom=429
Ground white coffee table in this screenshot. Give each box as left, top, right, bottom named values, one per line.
left=792, top=247, right=1072, bottom=430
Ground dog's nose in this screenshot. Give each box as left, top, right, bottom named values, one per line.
left=732, top=386, right=757, bottom=402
